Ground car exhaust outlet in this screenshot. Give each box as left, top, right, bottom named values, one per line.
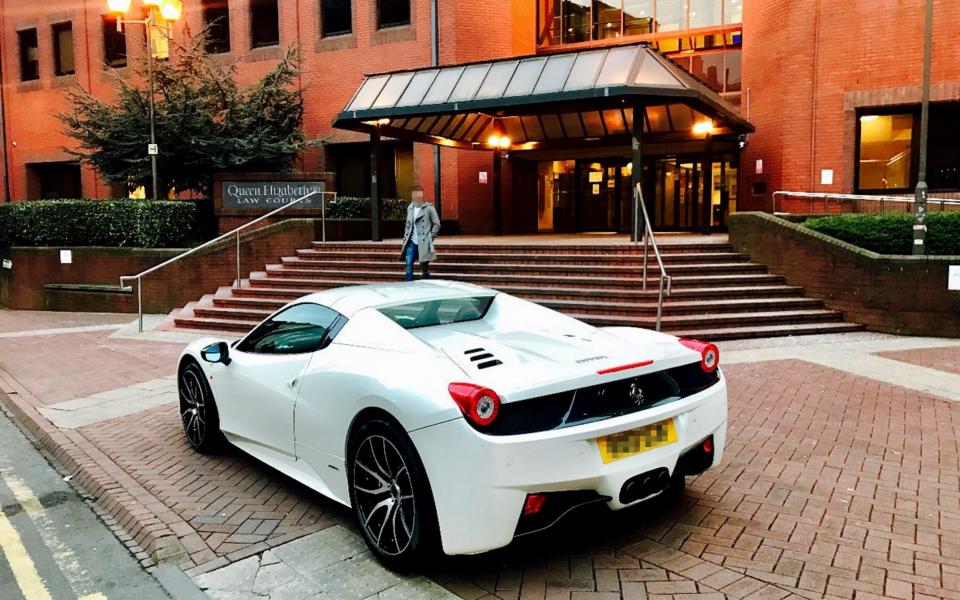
left=619, top=467, right=671, bottom=504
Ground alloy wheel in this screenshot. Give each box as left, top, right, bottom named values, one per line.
left=179, top=367, right=207, bottom=448
left=352, top=434, right=416, bottom=556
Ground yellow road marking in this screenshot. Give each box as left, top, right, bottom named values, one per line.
left=0, top=502, right=54, bottom=600
left=1, top=462, right=106, bottom=600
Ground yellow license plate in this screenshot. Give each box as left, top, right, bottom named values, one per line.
left=597, top=419, right=677, bottom=464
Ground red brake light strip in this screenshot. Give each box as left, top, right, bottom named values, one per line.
left=596, top=360, right=654, bottom=375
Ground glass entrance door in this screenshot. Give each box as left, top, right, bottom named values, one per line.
left=652, top=156, right=737, bottom=230
left=577, top=159, right=623, bottom=231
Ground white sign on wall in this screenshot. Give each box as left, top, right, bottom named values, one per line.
left=59, top=250, right=72, bottom=265
left=820, top=169, right=834, bottom=185
left=478, top=171, right=488, bottom=184
left=2, top=259, right=11, bottom=269
left=755, top=159, right=763, bottom=174
left=949, top=266, right=960, bottom=291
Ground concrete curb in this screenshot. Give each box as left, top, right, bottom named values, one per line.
left=0, top=367, right=203, bottom=568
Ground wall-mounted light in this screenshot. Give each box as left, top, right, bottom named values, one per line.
left=487, top=134, right=510, bottom=150
left=159, top=0, right=182, bottom=21
left=693, top=120, right=715, bottom=136
left=376, top=118, right=391, bottom=126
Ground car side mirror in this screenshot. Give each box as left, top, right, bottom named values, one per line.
left=200, top=341, right=232, bottom=366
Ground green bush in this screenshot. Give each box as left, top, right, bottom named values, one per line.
left=324, top=197, right=408, bottom=220
left=0, top=199, right=199, bottom=248
left=804, top=212, right=960, bottom=255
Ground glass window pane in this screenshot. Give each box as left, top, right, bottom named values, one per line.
left=602, top=109, right=626, bottom=134
left=322, top=0, right=352, bottom=36
left=724, top=0, right=743, bottom=24
left=423, top=67, right=464, bottom=104
left=593, top=0, right=622, bottom=40
left=250, top=0, right=279, bottom=47
left=505, top=58, right=547, bottom=97
left=596, top=46, right=638, bottom=86
left=634, top=53, right=681, bottom=87
left=379, top=296, right=494, bottom=330
left=582, top=111, right=605, bottom=136
left=202, top=0, right=231, bottom=53
left=18, top=29, right=38, bottom=81
left=378, top=0, right=410, bottom=28
left=725, top=49, right=741, bottom=92
left=239, top=303, right=341, bottom=354
left=541, top=114, right=565, bottom=139
left=655, top=0, right=684, bottom=31
left=564, top=50, right=606, bottom=90
left=858, top=114, right=913, bottom=191
left=348, top=75, right=390, bottom=110
left=689, top=0, right=721, bottom=28
left=476, top=61, right=518, bottom=99
left=372, top=73, right=413, bottom=108
left=53, top=23, right=75, bottom=76
left=534, top=55, right=576, bottom=94
left=540, top=0, right=562, bottom=46
left=560, top=113, right=585, bottom=137
left=562, top=0, right=591, bottom=43
left=396, top=70, right=439, bottom=106
left=449, top=64, right=491, bottom=102
left=102, top=16, right=126, bottom=68
left=690, top=52, right=724, bottom=92
left=646, top=106, right=670, bottom=132
left=521, top=115, right=545, bottom=140
left=623, top=0, right=653, bottom=36
left=668, top=105, right=693, bottom=131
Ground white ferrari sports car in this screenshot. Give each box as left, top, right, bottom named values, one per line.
left=177, top=280, right=726, bottom=568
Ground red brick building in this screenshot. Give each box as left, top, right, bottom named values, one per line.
left=0, top=0, right=955, bottom=233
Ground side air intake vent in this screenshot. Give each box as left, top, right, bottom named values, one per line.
left=464, top=348, right=503, bottom=370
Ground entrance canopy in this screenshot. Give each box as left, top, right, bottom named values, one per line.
left=333, top=43, right=753, bottom=150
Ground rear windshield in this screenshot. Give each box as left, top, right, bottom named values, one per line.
left=379, top=296, right=495, bottom=330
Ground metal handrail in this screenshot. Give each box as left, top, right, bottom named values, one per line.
left=634, top=183, right=672, bottom=331
left=120, top=190, right=333, bottom=333
left=772, top=190, right=960, bottom=213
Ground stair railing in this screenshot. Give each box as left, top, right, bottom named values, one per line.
left=120, top=190, right=330, bottom=333
left=634, top=183, right=672, bottom=331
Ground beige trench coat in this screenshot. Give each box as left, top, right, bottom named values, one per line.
left=399, top=203, right=441, bottom=262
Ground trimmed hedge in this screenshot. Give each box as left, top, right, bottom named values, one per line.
left=0, top=199, right=200, bottom=248
left=325, top=197, right=408, bottom=220
left=804, top=212, right=960, bottom=255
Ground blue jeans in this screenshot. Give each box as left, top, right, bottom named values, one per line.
left=404, top=241, right=430, bottom=281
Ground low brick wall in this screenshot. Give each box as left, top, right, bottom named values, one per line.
left=0, top=218, right=320, bottom=314
left=728, top=212, right=960, bottom=337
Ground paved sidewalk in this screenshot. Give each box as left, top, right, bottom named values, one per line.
left=2, top=310, right=960, bottom=599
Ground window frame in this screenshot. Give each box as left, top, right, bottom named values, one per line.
left=321, top=0, right=353, bottom=37
left=854, top=107, right=920, bottom=195
left=202, top=0, right=231, bottom=53
left=250, top=0, right=280, bottom=48
left=102, top=15, right=127, bottom=68
left=236, top=302, right=346, bottom=355
left=18, top=28, right=39, bottom=82
left=377, top=0, right=411, bottom=29
left=52, top=22, right=75, bottom=76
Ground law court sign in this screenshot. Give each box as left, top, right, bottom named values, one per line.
left=221, top=180, right=326, bottom=210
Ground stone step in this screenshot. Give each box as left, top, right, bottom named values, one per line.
left=669, top=321, right=865, bottom=341
left=565, top=309, right=845, bottom=329
left=207, top=295, right=825, bottom=319
left=273, top=259, right=765, bottom=276
left=246, top=271, right=786, bottom=290
left=309, top=241, right=734, bottom=255
left=294, top=249, right=751, bottom=265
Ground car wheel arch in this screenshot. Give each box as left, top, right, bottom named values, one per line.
left=345, top=407, right=407, bottom=457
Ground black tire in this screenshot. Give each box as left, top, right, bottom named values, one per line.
left=178, top=360, right=227, bottom=454
left=347, top=418, right=439, bottom=571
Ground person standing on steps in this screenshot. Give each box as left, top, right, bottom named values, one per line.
left=400, top=185, right=441, bottom=281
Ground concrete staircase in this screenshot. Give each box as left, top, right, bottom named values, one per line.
left=168, top=239, right=863, bottom=340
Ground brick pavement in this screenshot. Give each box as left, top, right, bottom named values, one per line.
left=876, top=346, right=960, bottom=376
left=2, top=312, right=960, bottom=598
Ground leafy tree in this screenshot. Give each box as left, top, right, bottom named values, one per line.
left=59, top=31, right=310, bottom=198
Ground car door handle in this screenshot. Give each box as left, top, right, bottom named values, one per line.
left=288, top=377, right=299, bottom=389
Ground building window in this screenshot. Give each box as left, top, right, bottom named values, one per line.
left=53, top=23, right=75, bottom=76
left=378, top=0, right=410, bottom=28
left=857, top=113, right=913, bottom=192
left=202, top=0, right=231, bottom=53
left=103, top=16, right=127, bottom=67
left=18, top=29, right=39, bottom=81
left=250, top=0, right=280, bottom=48
left=322, top=0, right=352, bottom=36
left=540, top=0, right=742, bottom=48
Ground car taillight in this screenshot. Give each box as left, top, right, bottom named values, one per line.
left=448, top=383, right=500, bottom=427
left=522, top=493, right=547, bottom=517
left=679, top=339, right=720, bottom=373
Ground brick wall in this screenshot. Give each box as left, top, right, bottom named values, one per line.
left=741, top=0, right=960, bottom=211
left=0, top=218, right=319, bottom=313
left=728, top=212, right=960, bottom=337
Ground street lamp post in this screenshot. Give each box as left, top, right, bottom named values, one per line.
left=106, top=0, right=182, bottom=200
left=914, top=0, right=933, bottom=256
